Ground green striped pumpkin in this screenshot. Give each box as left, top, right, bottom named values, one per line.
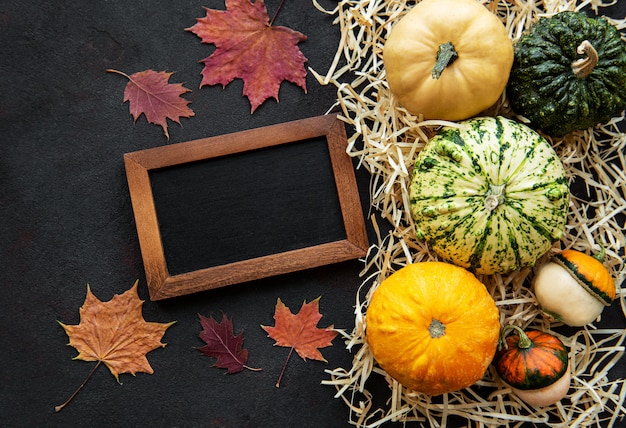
left=409, top=116, right=570, bottom=274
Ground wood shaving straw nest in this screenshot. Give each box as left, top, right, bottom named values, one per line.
left=311, top=0, right=626, bottom=426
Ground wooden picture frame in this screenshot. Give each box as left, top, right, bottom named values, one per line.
left=124, top=115, right=369, bottom=300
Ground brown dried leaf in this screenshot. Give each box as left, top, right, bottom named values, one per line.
left=56, top=280, right=174, bottom=411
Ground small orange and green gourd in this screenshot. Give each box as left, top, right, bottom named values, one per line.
left=494, top=325, right=571, bottom=407
left=533, top=249, right=616, bottom=326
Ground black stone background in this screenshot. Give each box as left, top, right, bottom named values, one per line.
left=1, top=1, right=624, bottom=427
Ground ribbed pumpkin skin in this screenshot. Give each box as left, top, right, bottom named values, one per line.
left=365, top=262, right=500, bottom=396
left=409, top=116, right=569, bottom=275
left=508, top=11, right=626, bottom=136
left=494, top=330, right=569, bottom=390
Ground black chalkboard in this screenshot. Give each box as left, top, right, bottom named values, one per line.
left=150, top=137, right=346, bottom=276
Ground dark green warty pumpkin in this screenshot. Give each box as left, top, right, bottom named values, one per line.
left=507, top=11, right=626, bottom=137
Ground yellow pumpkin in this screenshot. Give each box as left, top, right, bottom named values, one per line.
left=383, top=0, right=513, bottom=121
left=365, top=262, right=500, bottom=395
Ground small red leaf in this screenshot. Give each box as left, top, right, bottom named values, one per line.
left=187, top=0, right=307, bottom=112
left=197, top=313, right=260, bottom=374
left=108, top=69, right=194, bottom=139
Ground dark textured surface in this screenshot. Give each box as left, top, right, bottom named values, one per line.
left=1, top=1, right=625, bottom=427
left=0, top=1, right=371, bottom=426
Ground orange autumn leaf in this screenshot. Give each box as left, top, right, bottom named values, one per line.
left=56, top=280, right=174, bottom=411
left=108, top=69, right=194, bottom=139
left=187, top=0, right=308, bottom=113
left=262, top=297, right=337, bottom=387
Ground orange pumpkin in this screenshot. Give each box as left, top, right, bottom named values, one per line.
left=365, top=262, right=500, bottom=395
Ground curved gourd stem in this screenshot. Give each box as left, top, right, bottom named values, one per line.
left=499, top=324, right=532, bottom=350
left=571, top=40, right=598, bottom=78
left=432, top=41, right=459, bottom=79
left=485, top=183, right=506, bottom=211
left=592, top=246, right=606, bottom=262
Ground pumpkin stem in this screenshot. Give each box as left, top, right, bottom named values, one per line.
left=432, top=41, right=458, bottom=79
left=484, top=183, right=506, bottom=212
left=500, top=324, right=532, bottom=350
left=592, top=246, right=606, bottom=263
left=571, top=40, right=598, bottom=79
left=428, top=319, right=446, bottom=338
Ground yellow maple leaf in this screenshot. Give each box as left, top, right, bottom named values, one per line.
left=56, top=280, right=174, bottom=411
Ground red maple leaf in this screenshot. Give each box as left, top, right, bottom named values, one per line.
left=262, top=297, right=337, bottom=387
left=186, top=0, right=308, bottom=112
left=197, top=313, right=261, bottom=374
left=108, top=69, right=194, bottom=140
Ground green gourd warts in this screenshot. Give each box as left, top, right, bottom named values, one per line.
left=507, top=11, right=626, bottom=136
